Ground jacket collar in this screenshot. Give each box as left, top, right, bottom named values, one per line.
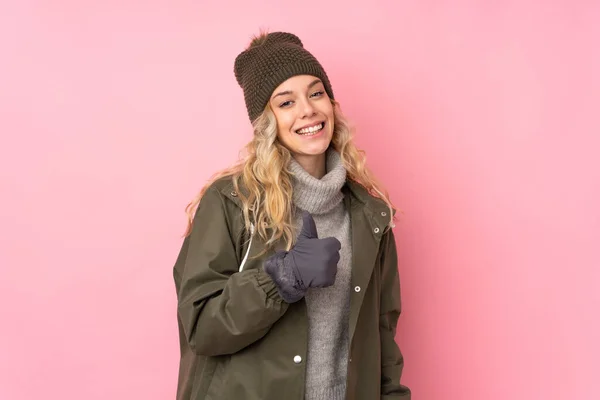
left=344, top=179, right=394, bottom=218
left=220, top=177, right=393, bottom=236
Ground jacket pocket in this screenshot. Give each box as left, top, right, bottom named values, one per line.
left=205, top=356, right=230, bottom=400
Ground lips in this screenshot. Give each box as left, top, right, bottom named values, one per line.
left=295, top=122, right=325, bottom=135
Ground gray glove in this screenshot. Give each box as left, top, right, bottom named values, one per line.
left=264, top=211, right=341, bottom=303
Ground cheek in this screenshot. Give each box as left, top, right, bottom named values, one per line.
left=276, top=122, right=291, bottom=144
left=275, top=112, right=295, bottom=135
left=321, top=103, right=334, bottom=121
left=325, top=110, right=335, bottom=131
left=273, top=119, right=291, bottom=145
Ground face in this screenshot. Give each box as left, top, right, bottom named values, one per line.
left=269, top=75, right=334, bottom=161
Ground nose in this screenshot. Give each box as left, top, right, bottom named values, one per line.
left=298, top=97, right=316, bottom=119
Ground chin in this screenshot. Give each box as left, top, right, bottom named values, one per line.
left=301, top=141, right=331, bottom=155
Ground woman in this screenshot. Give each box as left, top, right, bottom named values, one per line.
left=173, top=31, right=411, bottom=400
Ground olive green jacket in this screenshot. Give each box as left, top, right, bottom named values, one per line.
left=173, top=177, right=411, bottom=399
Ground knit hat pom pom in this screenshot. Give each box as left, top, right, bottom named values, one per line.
left=248, top=31, right=303, bottom=49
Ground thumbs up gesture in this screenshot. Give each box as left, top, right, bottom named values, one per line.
left=264, top=211, right=341, bottom=303
left=291, top=211, right=341, bottom=288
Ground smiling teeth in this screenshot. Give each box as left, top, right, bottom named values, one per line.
left=297, top=123, right=324, bottom=135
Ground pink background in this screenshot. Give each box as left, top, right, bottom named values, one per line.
left=1, top=1, right=599, bottom=399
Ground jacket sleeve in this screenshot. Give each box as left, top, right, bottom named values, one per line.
left=380, top=228, right=412, bottom=399
left=173, top=185, right=289, bottom=356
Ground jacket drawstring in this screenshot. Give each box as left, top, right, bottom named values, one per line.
left=239, top=223, right=255, bottom=272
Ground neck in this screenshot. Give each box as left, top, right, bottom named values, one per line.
left=292, top=153, right=326, bottom=179
left=289, top=148, right=347, bottom=215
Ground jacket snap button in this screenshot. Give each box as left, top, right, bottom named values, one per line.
left=354, top=286, right=361, bottom=293
left=293, top=355, right=302, bottom=364
left=381, top=211, right=387, bottom=217
left=230, top=191, right=238, bottom=197
left=373, top=227, right=380, bottom=234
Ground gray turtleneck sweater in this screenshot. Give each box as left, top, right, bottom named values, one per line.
left=289, top=148, right=352, bottom=400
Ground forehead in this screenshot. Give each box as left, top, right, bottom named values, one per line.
left=272, top=75, right=322, bottom=93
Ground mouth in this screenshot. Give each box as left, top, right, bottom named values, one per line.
left=295, top=122, right=325, bottom=136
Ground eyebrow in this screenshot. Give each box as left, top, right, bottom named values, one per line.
left=271, top=79, right=323, bottom=100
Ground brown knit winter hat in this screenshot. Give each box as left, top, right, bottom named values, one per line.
left=234, top=32, right=335, bottom=123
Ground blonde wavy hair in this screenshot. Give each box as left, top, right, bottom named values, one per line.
left=184, top=99, right=396, bottom=252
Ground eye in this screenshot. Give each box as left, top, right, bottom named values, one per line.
left=279, top=100, right=293, bottom=108
left=310, top=91, right=324, bottom=98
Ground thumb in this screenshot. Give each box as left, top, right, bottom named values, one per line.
left=298, top=211, right=318, bottom=240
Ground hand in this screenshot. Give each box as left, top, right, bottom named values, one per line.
left=288, top=211, right=340, bottom=289
left=264, top=211, right=341, bottom=303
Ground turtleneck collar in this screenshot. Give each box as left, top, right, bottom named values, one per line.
left=289, top=147, right=347, bottom=215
